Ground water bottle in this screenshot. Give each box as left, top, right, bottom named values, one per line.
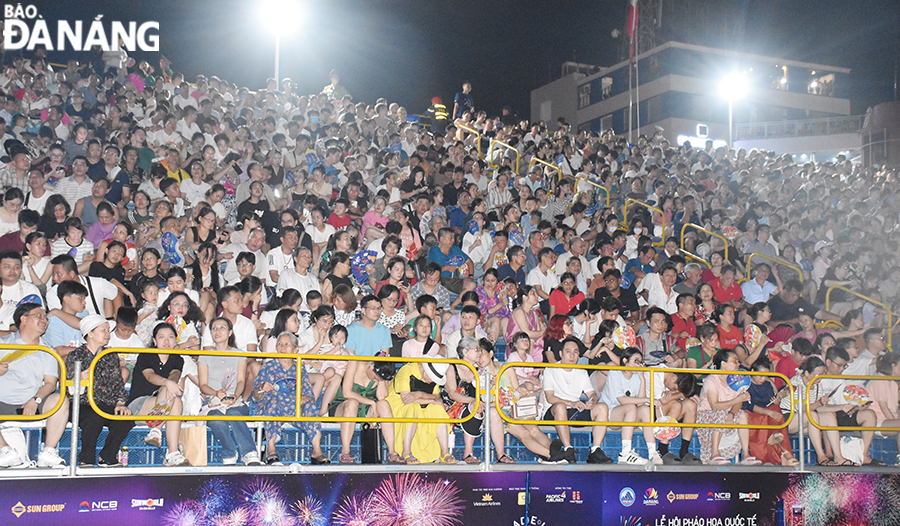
left=118, top=447, right=129, bottom=466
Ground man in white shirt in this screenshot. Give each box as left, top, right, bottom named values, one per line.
left=201, top=286, right=258, bottom=352
left=222, top=228, right=268, bottom=285
left=555, top=237, right=592, bottom=285
left=276, top=247, right=320, bottom=308
left=266, top=226, right=298, bottom=288
left=0, top=251, right=42, bottom=337
left=640, top=262, right=679, bottom=315
left=526, top=248, right=559, bottom=301
left=46, top=254, right=117, bottom=318
left=54, top=156, right=93, bottom=206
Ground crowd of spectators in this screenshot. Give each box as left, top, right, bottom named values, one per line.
left=0, top=45, right=898, bottom=469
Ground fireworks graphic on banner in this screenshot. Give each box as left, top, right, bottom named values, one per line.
left=293, top=495, right=326, bottom=526
left=779, top=473, right=900, bottom=526
left=162, top=473, right=464, bottom=526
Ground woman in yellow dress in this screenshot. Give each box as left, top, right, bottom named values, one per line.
left=386, top=361, right=457, bottom=464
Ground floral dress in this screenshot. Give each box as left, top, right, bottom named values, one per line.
left=251, top=359, right=321, bottom=445
left=476, top=286, right=510, bottom=321
left=696, top=376, right=747, bottom=463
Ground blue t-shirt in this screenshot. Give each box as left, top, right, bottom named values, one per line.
left=345, top=321, right=391, bottom=357
left=623, top=258, right=654, bottom=289
left=427, top=245, right=470, bottom=278
left=44, top=315, right=84, bottom=350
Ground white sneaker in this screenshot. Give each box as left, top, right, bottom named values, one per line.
left=618, top=449, right=648, bottom=465
left=36, top=447, right=66, bottom=468
left=163, top=450, right=190, bottom=467
left=144, top=427, right=162, bottom=448
left=648, top=452, right=663, bottom=465
left=241, top=451, right=263, bottom=466
left=0, top=446, right=26, bottom=468
left=222, top=454, right=238, bottom=466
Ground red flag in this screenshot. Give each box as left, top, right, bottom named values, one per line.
left=626, top=0, right=638, bottom=61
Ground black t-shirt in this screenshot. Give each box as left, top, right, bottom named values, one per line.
left=768, top=294, right=816, bottom=323
left=128, top=353, right=185, bottom=402
left=594, top=287, right=640, bottom=320
left=89, top=261, right=125, bottom=284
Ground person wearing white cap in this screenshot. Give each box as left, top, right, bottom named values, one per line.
left=386, top=360, right=456, bottom=465
left=64, top=314, right=134, bottom=467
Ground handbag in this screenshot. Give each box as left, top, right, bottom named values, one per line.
left=360, top=422, right=384, bottom=464
left=179, top=424, right=208, bottom=466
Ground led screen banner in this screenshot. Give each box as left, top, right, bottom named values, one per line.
left=2, top=471, right=899, bottom=525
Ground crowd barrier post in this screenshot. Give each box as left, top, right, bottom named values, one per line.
left=487, top=139, right=521, bottom=174
left=623, top=198, right=665, bottom=247
left=481, top=367, right=492, bottom=471
left=826, top=286, right=893, bottom=349
left=740, top=253, right=805, bottom=284
left=797, top=384, right=806, bottom=470
left=69, top=360, right=81, bottom=477
left=680, top=223, right=729, bottom=264
left=574, top=177, right=610, bottom=208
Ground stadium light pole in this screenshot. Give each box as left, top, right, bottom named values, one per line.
left=720, top=73, right=748, bottom=149
left=262, top=0, right=301, bottom=86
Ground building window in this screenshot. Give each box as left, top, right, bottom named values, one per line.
left=600, top=114, right=613, bottom=133
left=578, top=84, right=591, bottom=109
left=647, top=95, right=661, bottom=123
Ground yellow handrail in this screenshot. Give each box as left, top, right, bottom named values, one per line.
left=680, top=223, right=728, bottom=263
left=89, top=348, right=480, bottom=425
left=456, top=123, right=483, bottom=160
left=528, top=157, right=561, bottom=183
left=682, top=251, right=712, bottom=269
left=0, top=344, right=68, bottom=422
left=487, top=138, right=520, bottom=174
left=826, top=286, right=892, bottom=348
left=574, top=177, right=610, bottom=208
left=623, top=198, right=665, bottom=247
left=806, top=374, right=900, bottom=432
left=740, top=253, right=804, bottom=284
left=494, top=362, right=793, bottom=430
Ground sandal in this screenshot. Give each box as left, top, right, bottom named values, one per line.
left=266, top=455, right=283, bottom=466
left=387, top=453, right=404, bottom=464
left=496, top=454, right=516, bottom=464
left=339, top=453, right=356, bottom=464
left=462, top=454, right=480, bottom=465
left=310, top=455, right=330, bottom=465
left=817, top=457, right=836, bottom=466
left=439, top=454, right=458, bottom=464
left=404, top=454, right=420, bottom=465
left=740, top=456, right=762, bottom=466
left=710, top=456, right=729, bottom=465
left=839, top=459, right=859, bottom=466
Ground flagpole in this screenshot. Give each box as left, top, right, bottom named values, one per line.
left=628, top=59, right=633, bottom=143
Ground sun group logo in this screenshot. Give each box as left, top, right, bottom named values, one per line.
left=619, top=487, right=636, bottom=507
left=3, top=5, right=159, bottom=52
left=643, top=487, right=659, bottom=506
left=12, top=502, right=65, bottom=517
left=707, top=492, right=731, bottom=501
left=545, top=491, right=567, bottom=503
left=132, top=498, right=164, bottom=510
left=667, top=491, right=677, bottom=503
left=740, top=492, right=760, bottom=502
left=11, top=502, right=25, bottom=518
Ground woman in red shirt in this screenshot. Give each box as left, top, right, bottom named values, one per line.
left=714, top=304, right=744, bottom=350
left=548, top=272, right=585, bottom=319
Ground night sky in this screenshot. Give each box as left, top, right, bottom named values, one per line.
left=15, top=0, right=900, bottom=118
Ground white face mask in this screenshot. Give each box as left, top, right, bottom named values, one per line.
left=607, top=224, right=617, bottom=232
left=633, top=227, right=642, bottom=235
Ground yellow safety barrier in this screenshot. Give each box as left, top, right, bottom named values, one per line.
left=0, top=344, right=68, bottom=422
left=494, top=362, right=792, bottom=431
left=623, top=198, right=665, bottom=247
left=805, top=374, right=900, bottom=432
left=682, top=252, right=712, bottom=269
left=826, top=286, right=892, bottom=349
left=740, top=253, right=804, bottom=284
left=680, top=223, right=729, bottom=263
left=487, top=139, right=520, bottom=174
left=456, top=123, right=483, bottom=160
left=574, top=177, right=610, bottom=208
left=528, top=157, right=561, bottom=183
left=88, top=348, right=479, bottom=425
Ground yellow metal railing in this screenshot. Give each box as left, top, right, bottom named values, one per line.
left=528, top=157, right=561, bottom=183
left=681, top=223, right=728, bottom=263
left=575, top=177, right=610, bottom=208
left=494, top=363, right=793, bottom=431
left=740, top=253, right=804, bottom=284
left=826, top=286, right=892, bottom=348
left=623, top=198, right=665, bottom=247
left=487, top=139, right=520, bottom=174
left=0, top=344, right=68, bottom=422
left=682, top=252, right=712, bottom=269
left=90, top=348, right=480, bottom=425
left=456, top=124, right=483, bottom=160
left=806, top=374, right=900, bottom=432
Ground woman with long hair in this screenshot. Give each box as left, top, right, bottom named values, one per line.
left=321, top=251, right=352, bottom=304
left=155, top=291, right=204, bottom=350
left=476, top=268, right=510, bottom=342
left=187, top=242, right=220, bottom=322
left=506, top=285, right=546, bottom=362
left=548, top=271, right=585, bottom=319
left=22, top=231, right=51, bottom=287
left=38, top=193, right=71, bottom=241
